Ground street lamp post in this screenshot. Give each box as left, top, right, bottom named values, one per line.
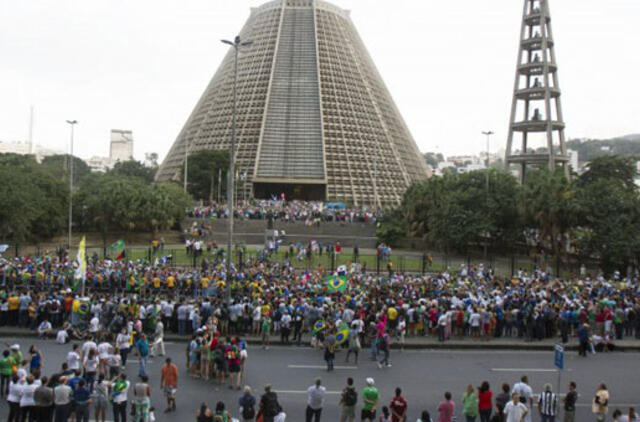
left=221, top=35, right=252, bottom=303
left=481, top=130, right=493, bottom=261
left=66, top=120, right=78, bottom=249
left=482, top=131, right=494, bottom=194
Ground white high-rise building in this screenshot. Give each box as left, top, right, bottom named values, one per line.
left=110, top=129, right=134, bottom=163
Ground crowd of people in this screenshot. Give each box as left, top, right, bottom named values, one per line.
left=187, top=200, right=380, bottom=225
left=1, top=247, right=640, bottom=420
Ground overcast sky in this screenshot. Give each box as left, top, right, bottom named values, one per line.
left=1, top=0, right=638, bottom=161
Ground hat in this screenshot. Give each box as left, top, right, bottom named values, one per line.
left=366, top=377, right=375, bottom=385
left=10, top=344, right=19, bottom=350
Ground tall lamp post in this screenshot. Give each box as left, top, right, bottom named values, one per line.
left=482, top=131, right=494, bottom=193
left=221, top=35, right=252, bottom=302
left=481, top=130, right=493, bottom=260
left=66, top=120, right=78, bottom=249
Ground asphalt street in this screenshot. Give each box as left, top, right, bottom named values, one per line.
left=1, top=337, right=638, bottom=421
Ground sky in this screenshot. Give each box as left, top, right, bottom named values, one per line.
left=1, top=0, right=639, bottom=161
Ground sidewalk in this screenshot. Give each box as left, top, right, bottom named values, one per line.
left=2, top=326, right=640, bottom=351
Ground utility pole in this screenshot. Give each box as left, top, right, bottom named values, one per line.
left=66, top=120, right=78, bottom=249
left=221, top=35, right=252, bottom=303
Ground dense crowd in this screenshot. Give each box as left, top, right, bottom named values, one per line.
left=187, top=200, right=379, bottom=225
left=1, top=253, right=640, bottom=349
left=1, top=250, right=640, bottom=421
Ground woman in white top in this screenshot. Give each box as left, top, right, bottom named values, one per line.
left=116, top=329, right=131, bottom=367
left=7, top=375, right=22, bottom=422
left=19, top=374, right=37, bottom=421
left=83, top=349, right=100, bottom=392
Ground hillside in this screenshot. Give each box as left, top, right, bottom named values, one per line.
left=566, top=136, right=640, bottom=162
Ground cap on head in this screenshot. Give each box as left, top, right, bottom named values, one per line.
left=366, top=377, right=374, bottom=386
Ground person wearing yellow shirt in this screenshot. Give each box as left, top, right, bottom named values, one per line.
left=7, top=295, right=19, bottom=326
left=167, top=275, right=175, bottom=289
left=201, top=276, right=210, bottom=290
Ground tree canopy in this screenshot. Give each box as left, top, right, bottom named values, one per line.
left=180, top=149, right=229, bottom=201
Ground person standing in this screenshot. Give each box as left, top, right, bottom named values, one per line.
left=133, top=375, right=151, bottom=422
left=116, top=329, right=131, bottom=368
left=389, top=387, right=407, bottom=422
left=503, top=393, right=528, bottom=422
left=477, top=381, right=493, bottom=422
left=238, top=385, right=256, bottom=422
left=306, top=377, right=326, bottom=422
left=34, top=376, right=54, bottom=422
left=0, top=350, right=13, bottom=398
left=437, top=391, right=455, bottom=422
left=361, top=378, right=379, bottom=422
left=94, top=374, right=110, bottom=422
left=160, top=357, right=178, bottom=413
left=511, top=376, right=533, bottom=422
left=339, top=377, right=357, bottom=422
left=462, top=384, right=479, bottom=422
left=261, top=314, right=272, bottom=350
left=19, top=374, right=38, bottom=422
left=537, top=383, right=557, bottom=422
left=259, top=385, right=282, bottom=422
left=53, top=376, right=73, bottom=422
left=592, top=383, right=609, bottom=422
left=151, top=318, right=165, bottom=357
left=111, top=373, right=130, bottom=422
left=578, top=323, right=590, bottom=357
left=562, top=381, right=577, bottom=422
left=73, top=379, right=92, bottom=422
left=135, top=334, right=150, bottom=378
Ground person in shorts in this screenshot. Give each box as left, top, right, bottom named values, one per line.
left=160, top=357, right=178, bottom=413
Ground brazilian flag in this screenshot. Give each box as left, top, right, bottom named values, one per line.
left=335, top=323, right=349, bottom=345
left=313, top=319, right=325, bottom=334
left=326, top=275, right=347, bottom=292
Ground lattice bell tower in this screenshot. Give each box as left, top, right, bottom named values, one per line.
left=505, top=0, right=568, bottom=181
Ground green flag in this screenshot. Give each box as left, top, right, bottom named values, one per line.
left=326, top=275, right=347, bottom=292
left=109, top=239, right=126, bottom=260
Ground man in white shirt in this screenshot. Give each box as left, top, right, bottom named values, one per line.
left=89, top=316, right=100, bottom=336
left=306, top=377, right=326, bottom=422
left=151, top=319, right=165, bottom=357
left=81, top=340, right=97, bottom=360
left=66, top=345, right=81, bottom=370
left=56, top=329, right=69, bottom=344
left=504, top=393, right=528, bottom=422
left=512, top=376, right=534, bottom=422
left=37, top=319, right=52, bottom=338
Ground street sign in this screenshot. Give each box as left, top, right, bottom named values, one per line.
left=554, top=344, right=564, bottom=370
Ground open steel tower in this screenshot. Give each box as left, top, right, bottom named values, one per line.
left=155, top=0, right=429, bottom=207
left=505, top=0, right=568, bottom=181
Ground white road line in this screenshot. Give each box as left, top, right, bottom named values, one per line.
left=491, top=368, right=571, bottom=372
left=287, top=365, right=357, bottom=370
left=127, top=360, right=153, bottom=364
left=275, top=390, right=341, bottom=395
left=405, top=349, right=551, bottom=355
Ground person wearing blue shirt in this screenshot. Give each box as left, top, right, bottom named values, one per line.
left=73, top=379, right=92, bottom=422
left=136, top=334, right=150, bottom=378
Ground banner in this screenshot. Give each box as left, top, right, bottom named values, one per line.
left=74, top=236, right=86, bottom=283
left=109, top=239, right=126, bottom=260
left=326, top=275, right=347, bottom=292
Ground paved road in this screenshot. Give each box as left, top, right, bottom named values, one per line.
left=1, top=337, right=638, bottom=421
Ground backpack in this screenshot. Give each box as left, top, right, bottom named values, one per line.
left=242, top=404, right=255, bottom=419
left=263, top=393, right=281, bottom=416
left=344, top=387, right=357, bottom=406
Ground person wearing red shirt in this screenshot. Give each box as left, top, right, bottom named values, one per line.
left=389, top=387, right=407, bottom=422
left=478, top=381, right=493, bottom=422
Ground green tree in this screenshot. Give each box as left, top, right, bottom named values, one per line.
left=41, top=154, right=91, bottom=185
left=575, top=156, right=640, bottom=275
left=0, top=154, right=68, bottom=248
left=110, top=159, right=157, bottom=183
left=519, top=169, right=578, bottom=271
left=400, top=169, right=520, bottom=255
left=181, top=149, right=229, bottom=202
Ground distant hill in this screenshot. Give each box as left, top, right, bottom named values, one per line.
left=566, top=136, right=640, bottom=162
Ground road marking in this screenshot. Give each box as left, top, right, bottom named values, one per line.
left=490, top=368, right=571, bottom=372
left=287, top=364, right=357, bottom=370
left=127, top=360, right=153, bottom=364
left=405, top=349, right=552, bottom=355
left=275, top=390, right=341, bottom=395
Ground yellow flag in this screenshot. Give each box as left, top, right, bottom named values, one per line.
left=75, top=236, right=86, bottom=280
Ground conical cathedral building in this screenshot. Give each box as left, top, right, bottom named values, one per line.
left=156, top=0, right=429, bottom=206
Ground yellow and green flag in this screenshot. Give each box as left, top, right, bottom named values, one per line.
left=326, top=275, right=347, bottom=292
left=74, top=236, right=86, bottom=283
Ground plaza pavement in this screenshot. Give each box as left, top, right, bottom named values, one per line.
left=1, top=336, right=639, bottom=422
